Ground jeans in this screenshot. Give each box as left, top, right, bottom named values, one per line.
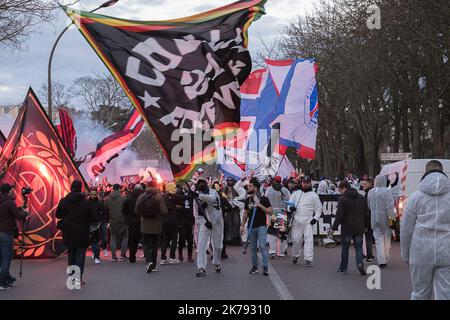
left=340, top=234, right=364, bottom=271
left=249, top=226, right=269, bottom=272
left=142, top=233, right=159, bottom=265
left=0, top=232, right=14, bottom=286
left=161, top=223, right=177, bottom=260
left=110, top=229, right=128, bottom=258
left=67, top=248, right=87, bottom=278
left=178, top=224, right=194, bottom=258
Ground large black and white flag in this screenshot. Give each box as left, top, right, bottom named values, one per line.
left=64, top=0, right=266, bottom=180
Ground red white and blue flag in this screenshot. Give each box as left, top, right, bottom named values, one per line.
left=219, top=58, right=319, bottom=179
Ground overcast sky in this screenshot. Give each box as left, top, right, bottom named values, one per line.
left=0, top=0, right=315, bottom=106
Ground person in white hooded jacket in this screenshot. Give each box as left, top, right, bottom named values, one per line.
left=191, top=179, right=224, bottom=277
left=288, top=177, right=322, bottom=266
left=401, top=160, right=450, bottom=300
left=367, top=175, right=395, bottom=268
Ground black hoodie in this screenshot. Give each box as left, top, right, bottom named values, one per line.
left=123, top=188, right=143, bottom=228
left=332, top=188, right=370, bottom=236
left=56, top=192, right=96, bottom=248
left=0, top=193, right=27, bottom=234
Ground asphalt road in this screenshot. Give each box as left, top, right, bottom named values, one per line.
left=1, top=242, right=411, bottom=300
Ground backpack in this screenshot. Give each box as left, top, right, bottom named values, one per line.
left=139, top=193, right=160, bottom=219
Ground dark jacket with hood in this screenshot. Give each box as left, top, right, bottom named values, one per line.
left=163, top=192, right=185, bottom=226
left=175, top=189, right=194, bottom=226
left=0, top=193, right=27, bottom=235
left=56, top=192, right=97, bottom=248
left=123, top=188, right=143, bottom=230
left=332, top=188, right=370, bottom=236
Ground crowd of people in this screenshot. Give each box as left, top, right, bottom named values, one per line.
left=1, top=160, right=449, bottom=300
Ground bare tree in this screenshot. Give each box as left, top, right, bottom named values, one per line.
left=0, top=1, right=72, bottom=49
left=70, top=72, right=131, bottom=126
left=39, top=81, right=71, bottom=108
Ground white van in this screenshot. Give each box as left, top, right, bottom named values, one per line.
left=379, top=159, right=450, bottom=217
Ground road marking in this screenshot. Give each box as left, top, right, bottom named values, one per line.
left=258, top=255, right=294, bottom=300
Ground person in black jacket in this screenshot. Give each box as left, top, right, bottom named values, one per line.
left=362, top=177, right=375, bottom=262
left=89, top=190, right=106, bottom=264
left=161, top=182, right=185, bottom=265
left=176, top=184, right=195, bottom=263
left=56, top=180, right=96, bottom=285
left=123, top=184, right=144, bottom=263
left=330, top=181, right=370, bottom=276
left=0, top=184, right=28, bottom=290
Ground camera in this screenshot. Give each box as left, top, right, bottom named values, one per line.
left=21, top=186, right=33, bottom=196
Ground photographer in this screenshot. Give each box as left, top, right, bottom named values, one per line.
left=0, top=184, right=28, bottom=290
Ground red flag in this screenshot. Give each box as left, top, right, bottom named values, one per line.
left=0, top=129, right=6, bottom=153
left=0, top=88, right=88, bottom=258
left=84, top=109, right=145, bottom=179
left=55, top=108, right=77, bottom=158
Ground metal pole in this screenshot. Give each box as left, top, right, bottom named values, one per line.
left=47, top=0, right=118, bottom=119
left=48, top=23, right=73, bottom=119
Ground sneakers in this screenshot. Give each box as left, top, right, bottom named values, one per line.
left=263, top=270, right=269, bottom=276
left=379, top=264, right=387, bottom=269
left=169, top=258, right=181, bottom=264
left=91, top=252, right=95, bottom=259
left=94, top=258, right=101, bottom=264
left=112, top=257, right=118, bottom=262
left=0, top=284, right=12, bottom=290
left=120, top=255, right=128, bottom=262
left=293, top=257, right=298, bottom=264
left=358, top=267, right=367, bottom=276
left=221, top=253, right=229, bottom=260
left=249, top=266, right=258, bottom=274
left=215, top=265, right=221, bottom=273
left=146, top=262, right=154, bottom=274
left=305, top=261, right=312, bottom=267
left=160, top=259, right=170, bottom=265
left=366, top=257, right=374, bottom=263
left=152, top=267, right=159, bottom=272
left=103, top=250, right=109, bottom=257
left=187, top=256, right=194, bottom=263
left=337, top=268, right=346, bottom=273
left=270, top=253, right=276, bottom=260
left=196, top=269, right=206, bottom=277
left=179, top=255, right=184, bottom=262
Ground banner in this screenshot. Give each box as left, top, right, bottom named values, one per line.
left=63, top=0, right=266, bottom=180
left=84, top=108, right=145, bottom=180
left=0, top=88, right=88, bottom=258
left=314, top=195, right=341, bottom=237
left=55, top=108, right=77, bottom=158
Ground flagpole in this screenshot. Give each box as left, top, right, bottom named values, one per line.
left=47, top=0, right=120, bottom=120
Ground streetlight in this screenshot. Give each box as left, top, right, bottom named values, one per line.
left=47, top=0, right=119, bottom=120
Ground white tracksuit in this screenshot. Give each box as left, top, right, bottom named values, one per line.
left=289, top=190, right=322, bottom=261
left=194, top=189, right=224, bottom=270
left=401, top=172, right=450, bottom=300
left=233, top=179, right=248, bottom=242
left=367, top=176, right=395, bottom=265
